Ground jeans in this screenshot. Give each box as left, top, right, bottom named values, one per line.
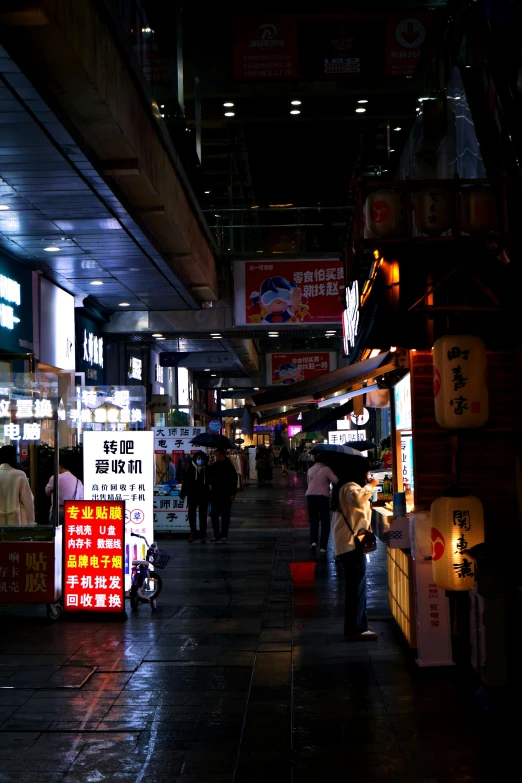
left=307, top=495, right=330, bottom=549
left=339, top=548, right=368, bottom=635
left=210, top=499, right=232, bottom=539
left=187, top=496, right=208, bottom=537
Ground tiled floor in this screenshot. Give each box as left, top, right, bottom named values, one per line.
left=0, top=471, right=506, bottom=781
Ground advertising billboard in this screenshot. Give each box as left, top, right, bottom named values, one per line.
left=234, top=259, right=344, bottom=326
left=266, top=352, right=336, bottom=385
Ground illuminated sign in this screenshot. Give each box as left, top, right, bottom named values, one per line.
left=63, top=501, right=125, bottom=613
left=0, top=255, right=33, bottom=352
left=394, top=373, right=412, bottom=430
left=288, top=425, right=302, bottom=438
left=0, top=395, right=56, bottom=442
left=83, top=431, right=154, bottom=589
left=128, top=357, right=142, bottom=380
left=401, top=435, right=414, bottom=490
left=342, top=280, right=359, bottom=355
left=83, top=330, right=103, bottom=368
left=349, top=407, right=369, bottom=426
left=67, top=387, right=145, bottom=430
left=39, top=278, right=75, bottom=370
left=0, top=274, right=21, bottom=330
left=155, top=364, right=163, bottom=383
left=328, top=429, right=366, bottom=445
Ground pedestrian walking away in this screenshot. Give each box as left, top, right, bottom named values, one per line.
left=179, top=451, right=211, bottom=543
left=331, top=458, right=379, bottom=641
left=279, top=445, right=290, bottom=475
left=208, top=448, right=238, bottom=542
left=0, top=445, right=35, bottom=527
left=306, top=454, right=338, bottom=554
left=45, top=452, right=83, bottom=525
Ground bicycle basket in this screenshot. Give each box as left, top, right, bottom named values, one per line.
left=153, top=549, right=171, bottom=569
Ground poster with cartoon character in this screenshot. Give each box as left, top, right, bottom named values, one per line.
left=267, top=352, right=337, bottom=385
left=235, top=260, right=344, bottom=326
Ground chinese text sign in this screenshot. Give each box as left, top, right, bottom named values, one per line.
left=63, top=501, right=125, bottom=613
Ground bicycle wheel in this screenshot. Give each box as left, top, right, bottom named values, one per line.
left=142, top=573, right=162, bottom=602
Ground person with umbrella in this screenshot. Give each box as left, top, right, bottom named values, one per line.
left=179, top=451, right=211, bottom=544
left=305, top=453, right=338, bottom=554
left=208, top=448, right=238, bottom=543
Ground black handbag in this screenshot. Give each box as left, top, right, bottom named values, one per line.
left=340, top=507, right=377, bottom=555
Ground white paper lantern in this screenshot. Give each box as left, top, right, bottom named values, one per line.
left=433, top=335, right=488, bottom=429
left=460, top=186, right=498, bottom=235
left=414, top=187, right=453, bottom=236
left=364, top=190, right=405, bottom=238
left=409, top=510, right=432, bottom=560
left=431, top=492, right=484, bottom=591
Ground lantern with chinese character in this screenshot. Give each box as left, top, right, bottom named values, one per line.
left=433, top=335, right=488, bottom=429
left=414, top=187, right=453, bottom=236
left=431, top=490, right=484, bottom=591
left=460, top=186, right=498, bottom=235
left=364, top=190, right=405, bottom=238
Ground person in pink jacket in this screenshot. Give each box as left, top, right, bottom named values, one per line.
left=305, top=455, right=338, bottom=554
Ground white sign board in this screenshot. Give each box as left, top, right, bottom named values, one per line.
left=83, top=431, right=154, bottom=589
left=414, top=560, right=454, bottom=667
left=153, top=426, right=205, bottom=531
left=328, top=429, right=366, bottom=445
left=39, top=278, right=75, bottom=370
left=394, top=373, right=412, bottom=431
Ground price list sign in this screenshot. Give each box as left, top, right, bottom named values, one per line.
left=63, top=501, right=125, bottom=614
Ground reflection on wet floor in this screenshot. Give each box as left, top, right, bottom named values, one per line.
left=0, top=471, right=507, bottom=781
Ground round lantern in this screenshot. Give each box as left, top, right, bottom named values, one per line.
left=414, top=187, right=453, bottom=236
left=460, top=186, right=498, bottom=235
left=430, top=490, right=484, bottom=591
left=409, top=510, right=432, bottom=561
left=433, top=334, right=488, bottom=429
left=364, top=190, right=405, bottom=238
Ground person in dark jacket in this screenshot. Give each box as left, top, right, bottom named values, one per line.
left=180, top=451, right=211, bottom=543
left=279, top=445, right=290, bottom=475
left=208, top=449, right=238, bottom=543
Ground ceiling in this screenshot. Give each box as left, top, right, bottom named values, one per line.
left=0, top=45, right=198, bottom=312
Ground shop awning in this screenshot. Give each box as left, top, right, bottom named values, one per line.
left=250, top=353, right=395, bottom=413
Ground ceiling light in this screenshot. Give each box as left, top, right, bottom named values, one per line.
left=204, top=190, right=210, bottom=194
left=269, top=203, right=293, bottom=208
left=0, top=205, right=10, bottom=210
left=212, top=335, right=222, bottom=339
left=291, top=100, right=302, bottom=105
left=358, top=99, right=368, bottom=104
left=156, top=337, right=166, bottom=340
left=290, top=110, right=300, bottom=115
left=224, top=112, right=235, bottom=117
left=223, top=102, right=234, bottom=107
left=418, top=97, right=430, bottom=102
left=204, top=368, right=210, bottom=371
left=44, top=246, right=60, bottom=252
left=369, top=349, right=381, bottom=358
left=214, top=213, right=221, bottom=218
left=228, top=388, right=233, bottom=391
left=390, top=149, right=395, bottom=153
left=355, top=108, right=366, bottom=113
left=254, top=387, right=259, bottom=391
left=390, top=346, right=397, bottom=352
left=152, top=334, right=163, bottom=338
left=251, top=205, right=259, bottom=209
left=210, top=333, right=221, bottom=336
left=119, top=302, right=130, bottom=307
left=160, top=104, right=165, bottom=109
left=211, top=374, right=217, bottom=377
left=416, top=107, right=421, bottom=112
left=393, top=127, right=401, bottom=131
left=90, top=280, right=104, bottom=286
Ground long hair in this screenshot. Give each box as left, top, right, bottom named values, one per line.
left=331, top=456, right=370, bottom=511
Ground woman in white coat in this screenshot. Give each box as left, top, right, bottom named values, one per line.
left=331, top=459, right=379, bottom=641
left=0, top=445, right=35, bottom=526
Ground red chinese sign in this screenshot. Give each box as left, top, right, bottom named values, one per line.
left=0, top=542, right=57, bottom=603
left=268, top=352, right=332, bottom=385
left=386, top=14, right=435, bottom=77
left=63, top=501, right=125, bottom=614
left=235, top=259, right=344, bottom=326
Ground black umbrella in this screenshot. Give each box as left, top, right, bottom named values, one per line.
left=190, top=432, right=238, bottom=450
left=349, top=440, right=379, bottom=451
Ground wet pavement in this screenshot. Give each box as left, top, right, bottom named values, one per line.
left=0, top=471, right=506, bottom=781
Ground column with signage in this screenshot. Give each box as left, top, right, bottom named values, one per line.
left=75, top=311, right=105, bottom=386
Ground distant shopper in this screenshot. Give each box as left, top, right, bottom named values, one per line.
left=279, top=445, right=290, bottom=475
left=266, top=447, right=275, bottom=483
left=180, top=451, right=210, bottom=544
left=255, top=446, right=268, bottom=486
left=45, top=452, right=83, bottom=524
left=0, top=445, right=35, bottom=527
left=306, top=454, right=338, bottom=554
left=331, top=459, right=379, bottom=641
left=208, top=449, right=238, bottom=543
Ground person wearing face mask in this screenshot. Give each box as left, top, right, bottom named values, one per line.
left=179, top=451, right=211, bottom=543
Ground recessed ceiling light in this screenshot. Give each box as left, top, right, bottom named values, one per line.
left=211, top=373, right=217, bottom=377
left=358, top=99, right=368, bottom=104
left=0, top=205, right=10, bottom=211
left=290, top=110, right=300, bottom=115
left=210, top=333, right=221, bottom=336
left=152, top=334, right=163, bottom=338
left=418, top=97, right=430, bottom=102
left=291, top=100, right=302, bottom=105
left=90, top=280, right=104, bottom=285
left=204, top=368, right=210, bottom=371
left=355, top=108, right=366, bottom=113
left=224, top=112, right=235, bottom=117
left=204, top=190, right=210, bottom=194
left=390, top=149, right=395, bottom=153
left=251, top=205, right=259, bottom=209
left=223, top=102, right=234, bottom=107
left=215, top=213, right=221, bottom=218
left=212, top=335, right=222, bottom=339
left=393, top=127, right=401, bottom=132
left=156, top=337, right=166, bottom=340
left=254, top=387, right=259, bottom=391
left=119, top=302, right=130, bottom=307
left=44, top=246, right=60, bottom=252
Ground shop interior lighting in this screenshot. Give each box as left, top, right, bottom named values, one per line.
left=290, top=110, right=301, bottom=115
left=223, top=102, right=234, bottom=107
left=357, top=99, right=368, bottom=104
left=291, top=100, right=302, bottom=105
left=0, top=205, right=10, bottom=210
left=224, top=111, right=235, bottom=117
left=90, top=280, right=104, bottom=285
left=355, top=108, right=366, bottom=113
left=44, top=246, right=60, bottom=251
left=118, top=302, right=130, bottom=307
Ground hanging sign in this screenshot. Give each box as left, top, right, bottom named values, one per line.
left=83, top=431, right=154, bottom=590
left=413, top=560, right=454, bottom=667
left=67, top=386, right=146, bottom=431
left=342, top=280, right=360, bottom=355
left=153, top=427, right=205, bottom=531
left=433, top=335, right=488, bottom=429
left=328, top=429, right=366, bottom=445
left=63, top=500, right=125, bottom=614
left=208, top=420, right=222, bottom=433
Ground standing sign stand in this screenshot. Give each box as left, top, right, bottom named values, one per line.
left=413, top=560, right=454, bottom=667
left=63, top=500, right=125, bottom=618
